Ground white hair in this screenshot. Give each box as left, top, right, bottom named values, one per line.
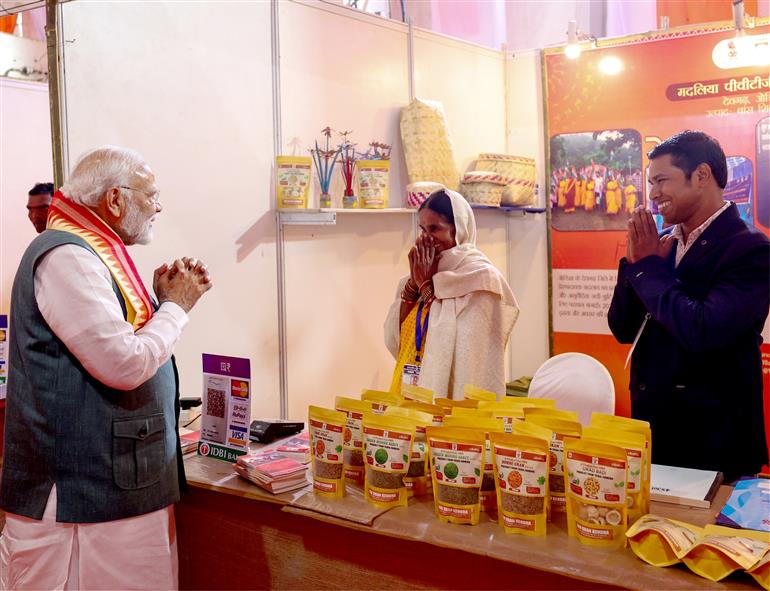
left=60, top=146, right=147, bottom=207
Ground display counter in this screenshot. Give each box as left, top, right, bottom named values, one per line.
left=177, top=451, right=758, bottom=590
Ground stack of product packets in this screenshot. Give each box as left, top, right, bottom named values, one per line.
left=235, top=450, right=309, bottom=494
left=273, top=432, right=311, bottom=464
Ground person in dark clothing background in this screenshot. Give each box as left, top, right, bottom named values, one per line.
left=608, top=130, right=769, bottom=482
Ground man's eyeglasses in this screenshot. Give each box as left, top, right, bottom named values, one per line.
left=119, top=186, right=161, bottom=206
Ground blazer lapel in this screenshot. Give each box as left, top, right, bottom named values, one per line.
left=676, top=203, right=738, bottom=272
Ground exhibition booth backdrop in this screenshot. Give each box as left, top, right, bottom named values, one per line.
left=52, top=0, right=549, bottom=420
left=2, top=1, right=766, bottom=440
left=544, top=22, right=770, bottom=449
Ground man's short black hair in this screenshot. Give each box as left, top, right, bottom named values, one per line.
left=29, top=182, right=54, bottom=196
left=647, top=130, right=728, bottom=189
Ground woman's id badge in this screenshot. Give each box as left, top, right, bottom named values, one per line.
left=402, top=364, right=420, bottom=385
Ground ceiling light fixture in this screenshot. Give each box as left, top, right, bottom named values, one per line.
left=563, top=21, right=596, bottom=60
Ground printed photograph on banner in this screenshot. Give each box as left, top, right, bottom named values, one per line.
left=550, top=129, right=642, bottom=232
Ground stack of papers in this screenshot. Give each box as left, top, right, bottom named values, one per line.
left=650, top=463, right=723, bottom=509
left=235, top=450, right=309, bottom=494
left=273, top=432, right=311, bottom=464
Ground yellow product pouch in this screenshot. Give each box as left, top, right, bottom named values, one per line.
left=400, top=401, right=445, bottom=426
left=434, top=397, right=478, bottom=413
left=564, top=439, right=628, bottom=548
left=362, top=389, right=403, bottom=415
left=523, top=407, right=580, bottom=423
left=748, top=549, right=770, bottom=591
left=385, top=407, right=433, bottom=496
left=590, top=412, right=652, bottom=512
left=362, top=413, right=416, bottom=508
left=450, top=407, right=494, bottom=418
left=480, top=397, right=555, bottom=409
left=308, top=406, right=347, bottom=499
left=357, top=159, right=390, bottom=209
left=582, top=426, right=647, bottom=524
left=500, top=397, right=556, bottom=408
left=682, top=524, right=770, bottom=582
left=625, top=515, right=703, bottom=567
left=401, top=384, right=434, bottom=404
left=525, top=416, right=582, bottom=513
left=463, top=384, right=498, bottom=402
left=426, top=427, right=486, bottom=525
left=478, top=403, right=526, bottom=433
left=334, top=397, right=374, bottom=485
left=442, top=417, right=505, bottom=513
left=490, top=433, right=550, bottom=536
left=275, top=155, right=312, bottom=208
left=590, top=412, right=650, bottom=432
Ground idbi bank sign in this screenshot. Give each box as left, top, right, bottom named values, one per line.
left=198, top=353, right=251, bottom=462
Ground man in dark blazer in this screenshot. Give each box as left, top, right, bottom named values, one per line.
left=608, top=130, right=769, bottom=482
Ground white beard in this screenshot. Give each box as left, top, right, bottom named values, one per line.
left=118, top=203, right=154, bottom=245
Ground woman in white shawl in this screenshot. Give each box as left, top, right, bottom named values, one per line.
left=385, top=189, right=519, bottom=399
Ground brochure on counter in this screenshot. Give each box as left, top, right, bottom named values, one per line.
left=717, top=478, right=770, bottom=532
left=232, top=430, right=312, bottom=494
left=235, top=450, right=309, bottom=494
left=650, top=463, right=723, bottom=509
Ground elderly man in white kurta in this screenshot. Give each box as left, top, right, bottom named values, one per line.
left=0, top=146, right=212, bottom=590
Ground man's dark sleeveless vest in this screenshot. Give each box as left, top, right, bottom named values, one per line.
left=0, top=230, right=184, bottom=523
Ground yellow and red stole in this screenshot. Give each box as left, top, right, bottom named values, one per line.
left=47, top=191, right=154, bottom=330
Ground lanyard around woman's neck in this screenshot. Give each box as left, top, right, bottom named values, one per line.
left=415, top=300, right=430, bottom=363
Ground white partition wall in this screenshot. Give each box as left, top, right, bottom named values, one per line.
left=59, top=1, right=280, bottom=418
left=0, top=79, right=53, bottom=313
left=279, top=0, right=409, bottom=208
left=506, top=50, right=551, bottom=379
left=279, top=1, right=413, bottom=417
left=412, top=30, right=507, bottom=175
left=53, top=0, right=551, bottom=420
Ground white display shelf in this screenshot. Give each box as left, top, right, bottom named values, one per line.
left=470, top=204, right=547, bottom=215
left=278, top=204, right=545, bottom=225
left=278, top=207, right=415, bottom=225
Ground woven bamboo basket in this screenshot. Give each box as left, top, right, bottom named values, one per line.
left=501, top=179, right=537, bottom=206
left=406, top=181, right=444, bottom=208
left=459, top=171, right=514, bottom=207
left=477, top=154, right=535, bottom=180
left=400, top=98, right=460, bottom=190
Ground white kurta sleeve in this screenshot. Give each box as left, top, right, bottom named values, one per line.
left=34, top=244, right=188, bottom=391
